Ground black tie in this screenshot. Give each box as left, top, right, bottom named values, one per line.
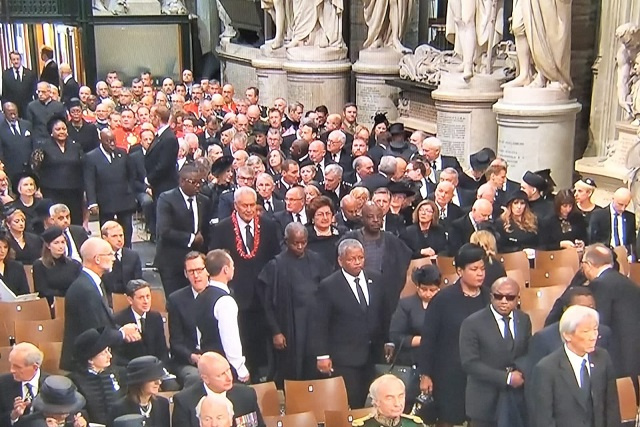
left=354, top=277, right=368, bottom=312
left=139, top=316, right=146, bottom=334
left=15, top=70, right=20, bottom=82
left=265, top=201, right=272, bottom=211
left=245, top=224, right=254, bottom=253
left=431, top=161, right=436, bottom=170
left=581, top=359, right=591, bottom=393
left=10, top=123, right=18, bottom=136
left=98, top=281, right=111, bottom=311
left=296, top=213, right=302, bottom=223
left=187, top=197, right=195, bottom=232
left=24, top=383, right=34, bottom=401
left=502, top=316, right=514, bottom=350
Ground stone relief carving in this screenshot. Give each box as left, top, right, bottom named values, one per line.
left=615, top=23, right=640, bottom=123
left=92, top=0, right=187, bottom=15
left=216, top=0, right=237, bottom=38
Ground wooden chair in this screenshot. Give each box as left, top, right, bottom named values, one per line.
left=14, top=318, right=65, bottom=345
left=497, top=252, right=531, bottom=276
left=519, top=285, right=565, bottom=312
left=506, top=269, right=529, bottom=289
left=39, top=342, right=64, bottom=375
left=629, top=263, right=640, bottom=286
left=112, top=294, right=129, bottom=313
left=0, top=346, right=13, bottom=374
left=158, top=391, right=177, bottom=418
left=435, top=256, right=457, bottom=276
left=534, top=248, right=579, bottom=273
left=441, top=273, right=459, bottom=287
left=264, top=412, right=317, bottom=427
left=24, top=265, right=34, bottom=293
left=617, top=377, right=637, bottom=423
left=529, top=267, right=575, bottom=288
left=112, top=288, right=167, bottom=313
left=614, top=246, right=630, bottom=276
left=251, top=381, right=281, bottom=417
left=401, top=258, right=432, bottom=298
left=284, top=377, right=348, bottom=422
left=0, top=299, right=51, bottom=339
left=53, top=296, right=65, bottom=320
left=160, top=312, right=170, bottom=349
left=523, top=308, right=549, bottom=334
left=324, top=408, right=375, bottom=427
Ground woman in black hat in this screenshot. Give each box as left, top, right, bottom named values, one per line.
left=19, top=375, right=87, bottom=427
left=540, top=189, right=588, bottom=250
left=400, top=199, right=448, bottom=258
left=110, top=356, right=170, bottom=427
left=369, top=112, right=389, bottom=147
left=495, top=191, right=540, bottom=253
left=0, top=227, right=30, bottom=296
left=5, top=207, right=41, bottom=265
left=201, top=155, right=235, bottom=220
left=9, top=172, right=45, bottom=234
left=32, top=226, right=82, bottom=305
left=68, top=327, right=125, bottom=425
left=35, top=117, right=84, bottom=226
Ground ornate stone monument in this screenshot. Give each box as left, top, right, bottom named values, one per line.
left=93, top=0, right=187, bottom=15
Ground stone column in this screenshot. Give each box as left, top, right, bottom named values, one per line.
left=495, top=87, right=582, bottom=188
left=432, top=73, right=502, bottom=169
left=252, top=54, right=287, bottom=108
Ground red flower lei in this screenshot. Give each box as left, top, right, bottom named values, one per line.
left=231, top=213, right=261, bottom=259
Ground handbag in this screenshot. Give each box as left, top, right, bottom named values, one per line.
left=374, top=338, right=418, bottom=390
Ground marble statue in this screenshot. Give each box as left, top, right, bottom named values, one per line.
left=160, top=0, right=187, bottom=14
left=445, top=0, right=504, bottom=80
left=399, top=45, right=458, bottom=85
left=362, top=0, right=415, bottom=54
left=287, top=0, right=345, bottom=48
left=92, top=0, right=186, bottom=14
left=503, top=0, right=573, bottom=90
left=262, top=0, right=293, bottom=49
left=216, top=0, right=237, bottom=38
left=615, top=23, right=640, bottom=120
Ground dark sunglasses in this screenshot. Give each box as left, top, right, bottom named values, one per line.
left=492, top=293, right=518, bottom=302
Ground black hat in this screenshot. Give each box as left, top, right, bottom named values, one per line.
left=411, top=264, right=442, bottom=286
left=113, top=414, right=145, bottom=427
left=454, top=243, right=486, bottom=269
left=35, top=198, right=54, bottom=220
left=522, top=171, right=547, bottom=192
left=41, top=226, right=64, bottom=244
left=46, top=114, right=67, bottom=135
left=252, top=122, right=269, bottom=135
left=12, top=171, right=39, bottom=195
left=32, top=376, right=85, bottom=414
left=388, top=181, right=416, bottom=197
left=74, top=327, right=121, bottom=363
left=534, top=168, right=556, bottom=188
left=220, top=123, right=234, bottom=134
left=210, top=155, right=234, bottom=176
left=299, top=158, right=315, bottom=169
left=388, top=123, right=405, bottom=135
left=505, top=190, right=529, bottom=205
left=67, top=98, right=82, bottom=110
left=373, top=112, right=389, bottom=126
left=126, top=356, right=172, bottom=385
left=469, top=148, right=493, bottom=171
left=575, top=177, right=597, bottom=189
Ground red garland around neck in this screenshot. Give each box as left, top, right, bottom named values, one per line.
left=231, top=213, right=261, bottom=259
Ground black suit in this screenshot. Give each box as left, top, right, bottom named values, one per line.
left=25, top=100, right=65, bottom=144
left=39, top=61, right=59, bottom=87
left=166, top=286, right=199, bottom=367
left=113, top=308, right=169, bottom=365
left=530, top=347, right=621, bottom=427
left=357, top=172, right=390, bottom=194
left=454, top=188, right=476, bottom=209
left=67, top=225, right=89, bottom=256
left=84, top=147, right=137, bottom=246
left=216, top=190, right=236, bottom=220
left=436, top=154, right=462, bottom=172
left=261, top=197, right=284, bottom=217
left=319, top=181, right=353, bottom=209
left=383, top=213, right=405, bottom=236
left=155, top=188, right=209, bottom=295
left=310, top=270, right=387, bottom=408
left=172, top=382, right=265, bottom=427
left=448, top=214, right=480, bottom=255
left=0, top=371, right=49, bottom=427
left=431, top=201, right=464, bottom=233
left=61, top=271, right=122, bottom=371
left=589, top=206, right=637, bottom=258
left=459, top=307, right=531, bottom=423
left=1, top=260, right=30, bottom=296
left=111, top=395, right=169, bottom=427
left=1, top=67, right=37, bottom=117
left=102, top=248, right=142, bottom=295
left=145, top=127, right=179, bottom=199
left=0, top=119, right=33, bottom=181
left=61, top=77, right=79, bottom=107
left=273, top=210, right=308, bottom=240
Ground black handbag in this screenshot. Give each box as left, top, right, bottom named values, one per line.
left=374, top=338, right=418, bottom=392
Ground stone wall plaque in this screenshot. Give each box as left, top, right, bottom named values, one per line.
left=437, top=111, right=470, bottom=160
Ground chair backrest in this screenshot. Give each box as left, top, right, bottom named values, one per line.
left=53, top=296, right=65, bottom=320
left=523, top=308, right=550, bottom=334
left=264, top=411, right=317, bottom=427
left=284, top=377, right=348, bottom=422
left=529, top=267, right=575, bottom=288
left=112, top=294, right=129, bottom=313
left=629, top=263, right=640, bottom=286
left=39, top=342, right=64, bottom=375
left=24, top=265, right=34, bottom=293
left=0, top=299, right=52, bottom=339
left=0, top=346, right=13, bottom=374
left=498, top=251, right=531, bottom=275
left=401, top=258, right=432, bottom=298
left=614, top=246, right=630, bottom=276
left=534, top=248, right=579, bottom=273
left=251, top=381, right=281, bottom=417
left=506, top=269, right=529, bottom=290
left=519, top=285, right=565, bottom=312
left=112, top=288, right=167, bottom=313
left=324, top=408, right=375, bottom=427
left=441, top=273, right=459, bottom=287
left=617, top=377, right=637, bottom=422
left=14, top=318, right=64, bottom=345
left=157, top=391, right=176, bottom=418
left=435, top=256, right=457, bottom=276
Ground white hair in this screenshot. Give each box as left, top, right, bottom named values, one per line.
left=424, top=136, right=442, bottom=149
left=195, top=395, right=234, bottom=421
left=378, top=156, right=397, bottom=176
left=559, top=305, right=599, bottom=343
left=337, top=238, right=363, bottom=258
left=325, top=164, right=344, bottom=178
left=369, top=374, right=405, bottom=402
left=233, top=186, right=257, bottom=203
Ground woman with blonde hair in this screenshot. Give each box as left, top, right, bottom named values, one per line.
left=470, top=230, right=506, bottom=290
left=495, top=190, right=539, bottom=253
left=349, top=186, right=370, bottom=214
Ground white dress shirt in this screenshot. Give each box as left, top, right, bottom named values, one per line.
left=292, top=209, right=308, bottom=224
left=64, top=229, right=82, bottom=262
left=22, top=369, right=40, bottom=398
left=609, top=205, right=626, bottom=247
left=564, top=345, right=591, bottom=387
left=490, top=305, right=514, bottom=338
left=236, top=214, right=255, bottom=253
left=452, top=189, right=462, bottom=207
left=342, top=269, right=369, bottom=305
left=179, top=188, right=199, bottom=240
left=82, top=267, right=105, bottom=297
left=131, top=308, right=147, bottom=331
left=7, top=120, right=20, bottom=136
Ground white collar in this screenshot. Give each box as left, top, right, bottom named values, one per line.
left=209, top=280, right=230, bottom=294
left=490, top=304, right=511, bottom=322
left=341, top=269, right=366, bottom=284
left=82, top=267, right=103, bottom=289
left=564, top=344, right=589, bottom=369
left=63, top=75, right=72, bottom=84
left=235, top=213, right=254, bottom=230
left=100, top=145, right=114, bottom=160
left=157, top=124, right=170, bottom=136
left=131, top=307, right=147, bottom=321
left=204, top=384, right=226, bottom=398
left=24, top=369, right=41, bottom=388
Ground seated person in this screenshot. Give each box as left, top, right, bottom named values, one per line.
left=541, top=189, right=587, bottom=250
left=495, top=191, right=539, bottom=253
left=100, top=221, right=142, bottom=295
left=400, top=200, right=447, bottom=258
left=0, top=229, right=30, bottom=296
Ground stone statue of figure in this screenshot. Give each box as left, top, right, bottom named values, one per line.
left=262, top=0, right=293, bottom=49
left=362, top=0, right=415, bottom=54
left=503, top=0, right=573, bottom=90
left=287, top=0, right=345, bottom=48
left=93, top=0, right=186, bottom=14
left=445, top=0, right=503, bottom=80
left=615, top=23, right=640, bottom=119
left=216, top=0, right=237, bottom=38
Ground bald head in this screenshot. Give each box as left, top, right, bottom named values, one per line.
left=612, top=188, right=632, bottom=214
left=471, top=199, right=493, bottom=223
left=79, top=237, right=114, bottom=275
left=477, top=183, right=495, bottom=203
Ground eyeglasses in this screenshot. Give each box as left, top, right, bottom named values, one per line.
left=184, top=178, right=204, bottom=186
left=285, top=197, right=304, bottom=202
left=186, top=266, right=207, bottom=276
left=492, top=293, right=518, bottom=302
left=237, top=176, right=253, bottom=181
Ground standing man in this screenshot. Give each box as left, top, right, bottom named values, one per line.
left=311, top=239, right=387, bottom=408
left=0, top=102, right=33, bottom=181
left=25, top=81, right=65, bottom=144
left=59, top=63, right=79, bottom=108
left=100, top=221, right=142, bottom=295
left=145, top=105, right=179, bottom=200
left=421, top=137, right=462, bottom=174
left=530, top=306, right=620, bottom=427
left=459, top=277, right=531, bottom=427
left=342, top=103, right=358, bottom=135
left=1, top=51, right=37, bottom=117
left=38, top=46, right=58, bottom=88
left=589, top=187, right=636, bottom=259
left=155, top=163, right=210, bottom=295
left=84, top=129, right=137, bottom=247
left=273, top=186, right=308, bottom=238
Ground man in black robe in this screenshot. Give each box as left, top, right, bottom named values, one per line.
left=258, top=222, right=330, bottom=385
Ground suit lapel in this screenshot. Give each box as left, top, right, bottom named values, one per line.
left=340, top=273, right=363, bottom=311
left=558, top=351, right=589, bottom=411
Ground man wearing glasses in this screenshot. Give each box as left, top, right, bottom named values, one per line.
left=459, top=277, right=532, bottom=427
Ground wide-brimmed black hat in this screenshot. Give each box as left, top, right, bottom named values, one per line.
left=220, top=123, right=234, bottom=134
left=388, top=181, right=416, bottom=197
left=299, top=158, right=315, bottom=169
left=113, top=414, right=145, bottom=427
left=388, top=123, right=405, bottom=135
left=126, top=355, right=173, bottom=385
left=32, top=376, right=85, bottom=414
left=12, top=171, right=39, bottom=195
left=74, top=327, right=121, bottom=363
left=41, top=226, right=64, bottom=244
left=469, top=148, right=493, bottom=171
left=252, top=122, right=269, bottom=135
left=535, top=168, right=556, bottom=188
left=522, top=171, right=547, bottom=192
left=210, top=155, right=234, bottom=176
left=505, top=190, right=529, bottom=205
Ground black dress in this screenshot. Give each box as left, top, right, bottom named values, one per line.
left=495, top=219, right=540, bottom=253
left=9, top=232, right=42, bottom=265
left=306, top=225, right=343, bottom=271
left=400, top=224, right=448, bottom=258
left=419, top=281, right=490, bottom=424
left=0, top=260, right=30, bottom=295
left=389, top=293, right=426, bottom=365
left=32, top=256, right=82, bottom=304
left=482, top=256, right=507, bottom=290
left=110, top=395, right=170, bottom=427
left=541, top=213, right=588, bottom=250
left=68, top=369, right=124, bottom=425
left=578, top=205, right=603, bottom=244
left=8, top=198, right=46, bottom=234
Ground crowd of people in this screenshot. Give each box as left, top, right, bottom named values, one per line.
left=0, top=46, right=639, bottom=427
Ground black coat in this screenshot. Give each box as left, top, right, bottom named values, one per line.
left=431, top=201, right=464, bottom=233
left=128, top=145, right=147, bottom=194
left=383, top=213, right=405, bottom=236
left=110, top=395, right=170, bottom=427
left=25, top=100, right=65, bottom=143
left=0, top=371, right=48, bottom=427
left=1, top=260, right=30, bottom=296
left=39, top=62, right=58, bottom=87
left=495, top=219, right=540, bottom=253
left=9, top=232, right=41, bottom=265
left=145, top=128, right=179, bottom=197
left=32, top=257, right=82, bottom=304
left=102, top=248, right=142, bottom=295
left=529, top=347, right=620, bottom=427
left=389, top=294, right=426, bottom=365
left=172, top=382, right=265, bottom=427
left=37, top=139, right=84, bottom=191
left=166, top=286, right=199, bottom=367
left=357, top=173, right=390, bottom=194
left=448, top=214, right=477, bottom=255
left=113, top=309, right=169, bottom=365
left=540, top=213, right=588, bottom=250
left=84, top=147, right=137, bottom=214
left=67, top=121, right=100, bottom=154
left=1, top=67, right=37, bottom=117
left=67, top=368, right=124, bottom=425
left=61, top=78, right=80, bottom=108
left=0, top=119, right=34, bottom=180
left=589, top=206, right=637, bottom=258
left=460, top=307, right=531, bottom=422
left=400, top=224, right=448, bottom=258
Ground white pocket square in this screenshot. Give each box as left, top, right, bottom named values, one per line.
left=24, top=130, right=30, bottom=136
